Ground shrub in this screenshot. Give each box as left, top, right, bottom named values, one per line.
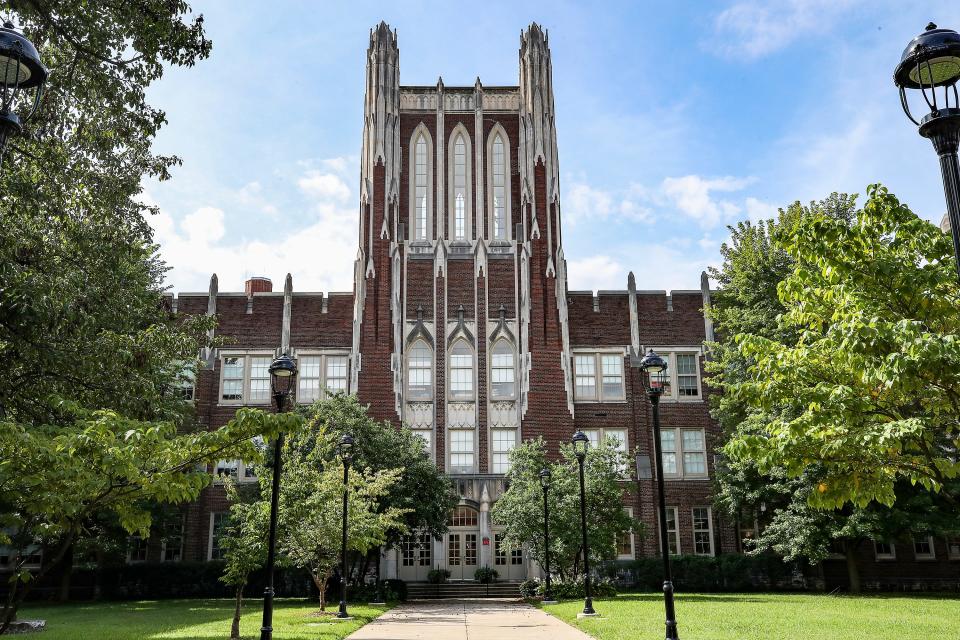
left=474, top=566, right=498, bottom=584
left=519, top=578, right=540, bottom=598
left=622, top=553, right=798, bottom=592
left=346, top=578, right=407, bottom=602
left=540, top=578, right=617, bottom=600
left=426, top=568, right=451, bottom=584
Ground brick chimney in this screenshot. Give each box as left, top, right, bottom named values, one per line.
left=245, top=276, right=273, bottom=295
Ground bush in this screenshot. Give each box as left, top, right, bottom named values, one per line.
left=427, top=568, right=451, bottom=584
left=620, top=553, right=797, bottom=592
left=474, top=566, right=499, bottom=584
left=519, top=578, right=540, bottom=598
left=519, top=577, right=617, bottom=600
left=346, top=578, right=407, bottom=602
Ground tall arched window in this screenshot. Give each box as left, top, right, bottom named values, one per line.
left=490, top=340, right=515, bottom=399
left=407, top=340, right=432, bottom=400
left=453, top=135, right=466, bottom=241
left=492, top=133, right=506, bottom=240
left=414, top=135, right=428, bottom=241
left=449, top=340, right=474, bottom=400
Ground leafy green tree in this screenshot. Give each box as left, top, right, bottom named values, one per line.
left=0, top=407, right=297, bottom=632
left=220, top=480, right=269, bottom=640
left=491, top=437, right=635, bottom=581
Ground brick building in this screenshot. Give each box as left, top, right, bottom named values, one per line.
left=146, top=22, right=958, bottom=589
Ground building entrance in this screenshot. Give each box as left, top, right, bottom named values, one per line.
left=398, top=533, right=432, bottom=582
left=446, top=506, right=479, bottom=581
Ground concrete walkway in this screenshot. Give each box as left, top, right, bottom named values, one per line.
left=347, top=599, right=593, bottom=640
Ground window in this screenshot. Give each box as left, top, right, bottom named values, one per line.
left=176, top=363, right=195, bottom=401
left=490, top=340, right=516, bottom=399
left=491, top=429, right=517, bottom=474
left=411, top=429, right=432, bottom=454
left=0, top=543, right=42, bottom=569
left=491, top=133, right=507, bottom=240
left=127, top=534, right=148, bottom=563
left=452, top=133, right=468, bottom=241
left=692, top=507, right=714, bottom=556
left=874, top=541, right=896, bottom=560
left=644, top=349, right=702, bottom=400
left=660, top=428, right=708, bottom=479
left=913, top=536, right=936, bottom=560
left=401, top=534, right=432, bottom=567
left=947, top=536, right=960, bottom=559
left=616, top=508, right=635, bottom=559
left=214, top=459, right=256, bottom=483
left=738, top=512, right=758, bottom=553
left=209, top=513, right=228, bottom=561
left=407, top=340, right=432, bottom=400
left=450, top=506, right=478, bottom=527
left=450, top=430, right=474, bottom=470
left=664, top=506, right=680, bottom=554
left=161, top=517, right=184, bottom=562
left=297, top=354, right=349, bottom=403
left=414, top=133, right=429, bottom=241
left=494, top=533, right=508, bottom=566
left=219, top=354, right=272, bottom=405
left=449, top=341, right=474, bottom=400
left=573, top=352, right=625, bottom=401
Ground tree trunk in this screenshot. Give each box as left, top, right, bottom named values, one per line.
left=231, top=584, right=244, bottom=640
left=845, top=544, right=861, bottom=594
left=58, top=545, right=74, bottom=603
left=311, top=570, right=331, bottom=611
left=0, top=531, right=76, bottom=635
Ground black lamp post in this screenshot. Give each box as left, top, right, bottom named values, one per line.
left=0, top=22, right=47, bottom=164
left=336, top=433, right=355, bottom=620
left=571, top=431, right=596, bottom=616
left=894, top=23, right=960, bottom=281
left=538, top=467, right=557, bottom=604
left=260, top=353, right=297, bottom=640
left=638, top=349, right=680, bottom=640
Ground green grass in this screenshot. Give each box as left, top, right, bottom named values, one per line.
left=542, top=592, right=960, bottom=640
left=16, top=598, right=389, bottom=640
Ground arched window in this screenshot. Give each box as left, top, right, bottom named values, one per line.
left=407, top=340, right=432, bottom=400
left=453, top=135, right=467, bottom=240
left=490, top=340, right=515, bottom=399
left=491, top=133, right=507, bottom=240
left=449, top=340, right=474, bottom=400
left=414, top=134, right=428, bottom=241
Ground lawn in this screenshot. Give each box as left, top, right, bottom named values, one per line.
left=15, top=598, right=389, bottom=640
left=543, top=592, right=960, bottom=640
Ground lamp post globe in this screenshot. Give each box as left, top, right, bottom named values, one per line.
left=260, top=353, right=297, bottom=640
left=538, top=467, right=556, bottom=604
left=638, top=349, right=680, bottom=640
left=337, top=433, right=355, bottom=620
left=0, top=22, right=47, bottom=163
left=570, top=431, right=596, bottom=616
left=894, top=23, right=960, bottom=281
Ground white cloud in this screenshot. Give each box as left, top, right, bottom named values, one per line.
left=568, top=242, right=715, bottom=293
left=564, top=180, right=654, bottom=226
left=744, top=196, right=779, bottom=222
left=236, top=181, right=279, bottom=217
left=711, top=0, right=862, bottom=59
left=660, top=175, right=754, bottom=228
left=298, top=170, right=351, bottom=202
left=181, top=206, right=226, bottom=243
left=567, top=255, right=625, bottom=291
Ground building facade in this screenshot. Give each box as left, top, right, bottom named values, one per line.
left=143, top=22, right=959, bottom=589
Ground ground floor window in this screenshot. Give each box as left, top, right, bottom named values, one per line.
left=948, top=536, right=960, bottom=560
left=692, top=507, right=714, bottom=556
left=874, top=541, right=896, bottom=560
left=913, top=536, right=935, bottom=560
left=616, top=507, right=635, bottom=559
left=161, top=517, right=184, bottom=562
left=209, top=513, right=228, bottom=560
left=127, top=534, right=148, bottom=563
left=663, top=506, right=680, bottom=554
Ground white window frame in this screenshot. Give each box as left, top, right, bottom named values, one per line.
left=660, top=427, right=708, bottom=479
left=692, top=506, right=715, bottom=556
left=161, top=516, right=184, bottom=563
left=486, top=125, right=512, bottom=242
left=572, top=350, right=626, bottom=403
left=662, top=506, right=681, bottom=555
left=874, top=541, right=896, bottom=560
left=218, top=351, right=274, bottom=406
left=616, top=507, right=636, bottom=560
left=489, top=339, right=517, bottom=400
left=491, top=428, right=518, bottom=474
left=448, top=125, right=472, bottom=242
left=213, top=459, right=257, bottom=483
left=406, top=340, right=434, bottom=401
left=175, top=361, right=196, bottom=402
left=449, top=428, right=475, bottom=472
left=913, top=535, right=936, bottom=560
left=448, top=340, right=475, bottom=401
left=208, top=512, right=228, bottom=561
left=642, top=347, right=704, bottom=402
left=294, top=351, right=350, bottom=403
left=409, top=125, right=434, bottom=242
left=410, top=428, right=434, bottom=460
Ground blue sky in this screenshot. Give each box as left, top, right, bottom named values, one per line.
left=145, top=0, right=960, bottom=294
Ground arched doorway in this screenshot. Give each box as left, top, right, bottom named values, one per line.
left=446, top=505, right=479, bottom=581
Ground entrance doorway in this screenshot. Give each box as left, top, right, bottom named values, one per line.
left=398, top=533, right=432, bottom=582
left=446, top=505, right=479, bottom=581
left=494, top=533, right=526, bottom=581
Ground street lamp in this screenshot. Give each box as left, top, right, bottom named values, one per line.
left=894, top=23, right=960, bottom=281
left=0, top=22, right=48, bottom=163
left=638, top=349, right=680, bottom=640
left=260, top=353, right=297, bottom=640
left=336, top=432, right=355, bottom=620
left=571, top=431, right=596, bottom=616
left=538, top=467, right=557, bottom=604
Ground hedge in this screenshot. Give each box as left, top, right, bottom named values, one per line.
left=603, top=553, right=798, bottom=592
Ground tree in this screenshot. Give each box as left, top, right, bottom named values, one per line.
left=491, top=437, right=635, bottom=581
left=220, top=480, right=269, bottom=640
left=0, top=407, right=296, bottom=633
left=727, top=185, right=960, bottom=508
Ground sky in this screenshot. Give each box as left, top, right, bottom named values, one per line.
left=145, top=0, right=960, bottom=294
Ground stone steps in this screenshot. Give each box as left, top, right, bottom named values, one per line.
left=407, top=582, right=522, bottom=600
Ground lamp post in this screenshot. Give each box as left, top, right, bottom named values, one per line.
left=539, top=467, right=557, bottom=604
left=571, top=431, right=596, bottom=616
left=638, top=349, right=680, bottom=640
left=260, top=353, right=297, bottom=640
left=894, top=23, right=960, bottom=281
left=336, top=433, right=355, bottom=620
left=0, top=22, right=47, bottom=164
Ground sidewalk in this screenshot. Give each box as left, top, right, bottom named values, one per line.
left=346, top=599, right=593, bottom=640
